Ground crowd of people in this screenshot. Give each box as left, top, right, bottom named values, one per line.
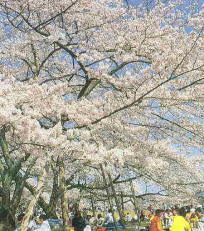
left=3, top=204, right=204, bottom=231
left=14, top=214, right=51, bottom=231
left=12, top=209, right=121, bottom=231
left=70, top=205, right=204, bottom=231
left=0, top=206, right=53, bottom=231
left=70, top=209, right=122, bottom=231
left=146, top=205, right=204, bottom=231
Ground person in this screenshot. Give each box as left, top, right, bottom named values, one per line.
left=197, top=210, right=204, bottom=231
left=186, top=207, right=192, bottom=223
left=97, top=214, right=104, bottom=227
left=104, top=209, right=114, bottom=226
left=189, top=212, right=199, bottom=229
left=84, top=224, right=92, bottom=231
left=169, top=208, right=177, bottom=227
left=35, top=214, right=51, bottom=231
left=84, top=215, right=92, bottom=231
left=72, top=212, right=86, bottom=231
left=163, top=210, right=170, bottom=227
left=89, top=215, right=95, bottom=225
left=196, top=206, right=203, bottom=214
left=148, top=205, right=154, bottom=213
left=132, top=213, right=138, bottom=223
left=170, top=207, right=191, bottom=231
left=148, top=210, right=155, bottom=221
left=14, top=213, right=37, bottom=231
left=125, top=213, right=132, bottom=223
left=69, top=211, right=74, bottom=224
left=149, top=209, right=164, bottom=231
left=140, top=210, right=146, bottom=221
left=89, top=215, right=98, bottom=231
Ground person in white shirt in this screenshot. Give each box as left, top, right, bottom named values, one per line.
left=104, top=210, right=114, bottom=225
left=35, top=214, right=51, bottom=231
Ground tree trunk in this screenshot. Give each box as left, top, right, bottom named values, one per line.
left=107, top=173, right=124, bottom=224
left=90, top=196, right=96, bottom=216
left=130, top=181, right=139, bottom=214
left=0, top=128, right=13, bottom=168
left=0, top=130, right=12, bottom=210
left=48, top=163, right=59, bottom=218
left=0, top=128, right=55, bottom=221
left=1, top=182, right=10, bottom=209
left=120, top=192, right=124, bottom=211
left=25, top=182, right=57, bottom=217
left=59, top=158, right=69, bottom=230
left=100, top=164, right=118, bottom=229
left=20, top=162, right=49, bottom=231
left=11, top=160, right=36, bottom=216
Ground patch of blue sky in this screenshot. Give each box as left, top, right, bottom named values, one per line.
left=64, top=121, right=76, bottom=129
left=123, top=0, right=143, bottom=6
left=63, top=93, right=78, bottom=101
left=0, top=12, right=25, bottom=39
left=175, top=0, right=204, bottom=12
left=171, top=142, right=203, bottom=157
left=0, top=57, right=23, bottom=68
left=125, top=0, right=204, bottom=8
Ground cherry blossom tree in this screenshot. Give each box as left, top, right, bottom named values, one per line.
left=0, top=0, right=204, bottom=230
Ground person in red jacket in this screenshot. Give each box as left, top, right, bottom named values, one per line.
left=149, top=210, right=164, bottom=231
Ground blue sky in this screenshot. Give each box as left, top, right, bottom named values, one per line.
left=124, top=0, right=204, bottom=11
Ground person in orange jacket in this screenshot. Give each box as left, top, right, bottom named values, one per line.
left=149, top=210, right=164, bottom=231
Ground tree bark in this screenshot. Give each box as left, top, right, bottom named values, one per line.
left=0, top=130, right=12, bottom=210
left=130, top=181, right=139, bottom=213
left=0, top=128, right=13, bottom=168
left=20, top=162, right=49, bottom=231
left=120, top=192, right=124, bottom=211
left=107, top=173, right=124, bottom=224
left=11, top=160, right=36, bottom=215
left=0, top=128, right=56, bottom=219
left=48, top=162, right=60, bottom=218
left=90, top=196, right=96, bottom=216
left=100, top=164, right=118, bottom=229
left=25, top=182, right=57, bottom=217
left=59, top=158, right=69, bottom=230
